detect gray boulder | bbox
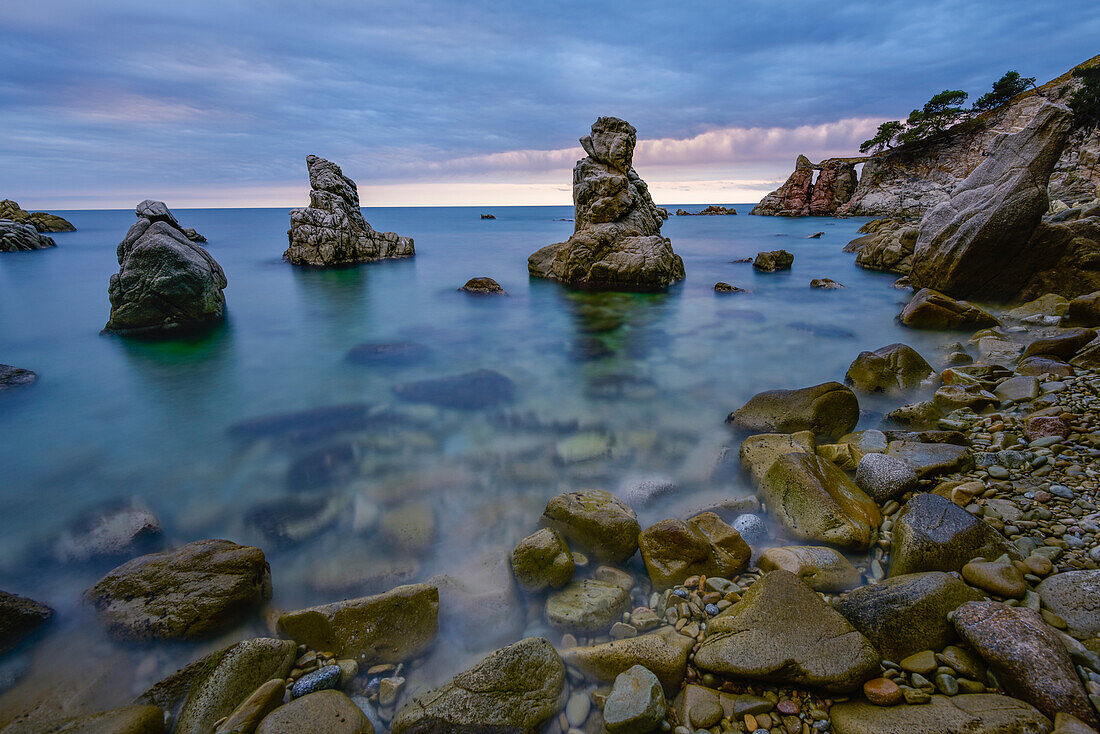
[855,452,918,502]
[0,219,56,251]
[1036,570,1100,638]
[391,637,565,734]
[285,155,413,267]
[105,201,227,335]
[844,218,918,274]
[899,288,1000,330]
[831,694,1052,734]
[0,364,37,391]
[845,343,933,393]
[909,102,1073,300]
[603,665,666,734]
[725,381,859,439]
[890,494,1020,576]
[528,117,684,291]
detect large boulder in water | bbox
[899,288,1000,330]
[528,117,684,291]
[725,382,859,439]
[0,219,56,251]
[909,102,1075,300]
[0,590,53,655]
[750,155,815,216]
[285,155,414,267]
[845,218,919,274]
[0,199,74,232]
[105,201,227,335]
[391,637,566,734]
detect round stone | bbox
[689,699,724,728]
[863,678,902,706]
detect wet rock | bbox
[105,201,227,335]
[834,572,983,661]
[0,591,53,655]
[846,218,919,274]
[954,601,1097,726]
[713,282,746,293]
[545,579,629,634]
[862,677,902,706]
[459,277,506,295]
[855,452,918,503]
[345,341,431,367]
[1062,290,1100,326]
[996,375,1041,402]
[53,500,162,563]
[0,199,74,233]
[429,552,524,651]
[1017,356,1074,377]
[961,559,1027,598]
[845,343,933,393]
[810,277,845,288]
[725,381,859,439]
[378,502,437,557]
[541,489,640,564]
[886,400,942,429]
[933,384,998,412]
[256,690,372,734]
[0,364,37,391]
[291,665,341,699]
[693,570,880,692]
[212,678,285,734]
[392,369,516,409]
[831,694,1052,734]
[759,452,881,549]
[245,494,345,547]
[752,249,794,271]
[0,219,56,251]
[739,430,816,485]
[560,627,694,697]
[47,705,166,734]
[638,512,750,590]
[285,155,413,267]
[171,638,297,734]
[890,494,1020,576]
[277,584,438,665]
[886,440,972,478]
[391,637,565,734]
[758,545,861,592]
[899,288,1000,330]
[603,665,666,734]
[86,539,271,641]
[528,117,683,291]
[511,528,575,593]
[1021,327,1097,360]
[750,155,815,216]
[1036,570,1100,638]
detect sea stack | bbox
[528,117,684,291]
[751,155,815,216]
[285,154,414,267]
[105,200,227,336]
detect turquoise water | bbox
[0,205,954,695]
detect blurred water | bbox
[0,205,956,698]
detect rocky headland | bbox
[285,155,414,267]
[0,199,75,233]
[104,200,228,336]
[750,156,860,217]
[528,117,685,291]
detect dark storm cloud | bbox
[1,0,1097,205]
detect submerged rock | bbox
[346,341,431,367]
[276,583,438,666]
[0,364,37,391]
[0,590,53,655]
[0,220,56,251]
[391,637,565,734]
[430,552,524,651]
[392,369,516,409]
[86,539,271,641]
[105,201,227,335]
[693,570,879,692]
[285,155,413,267]
[638,512,750,590]
[53,499,163,563]
[725,381,859,439]
[545,579,630,634]
[527,117,684,291]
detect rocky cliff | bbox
[751,156,859,216]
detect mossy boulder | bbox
[560,627,694,697]
[725,382,859,439]
[889,494,1020,576]
[638,513,750,590]
[510,528,574,593]
[541,489,640,564]
[845,343,933,393]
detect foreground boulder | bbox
[693,570,879,692]
[1036,570,1100,638]
[844,218,918,274]
[510,528,574,593]
[276,583,438,665]
[638,512,750,590]
[954,601,1097,727]
[391,637,565,734]
[759,453,881,549]
[890,494,1019,576]
[831,694,1051,734]
[255,690,371,734]
[528,117,684,291]
[750,155,815,216]
[899,288,1000,330]
[0,220,56,251]
[834,572,983,661]
[1062,290,1100,326]
[909,102,1074,300]
[739,431,816,485]
[0,199,75,232]
[541,489,640,564]
[603,665,667,734]
[86,539,270,641]
[0,590,53,654]
[560,627,694,696]
[285,155,413,267]
[105,201,227,335]
[845,343,933,393]
[757,546,861,592]
[725,382,859,439]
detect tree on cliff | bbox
[859,120,904,153]
[973,71,1036,113]
[1069,66,1100,130]
[898,90,970,144]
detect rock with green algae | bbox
[559,626,694,697]
[0,590,53,655]
[545,578,629,634]
[45,705,166,734]
[693,570,880,692]
[0,199,75,232]
[844,343,933,393]
[255,691,372,734]
[725,381,859,439]
[758,545,862,592]
[603,665,667,734]
[212,679,286,734]
[85,539,271,641]
[510,528,574,593]
[540,489,640,564]
[276,583,438,666]
[390,637,565,734]
[738,430,816,485]
[638,512,750,590]
[830,694,1051,734]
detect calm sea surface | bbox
[0,205,956,700]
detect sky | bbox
[2,0,1099,209]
